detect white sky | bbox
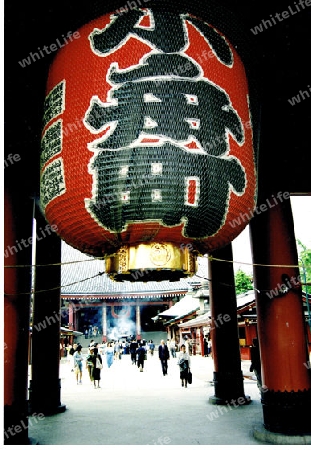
[231,195,311,274]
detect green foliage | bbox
[297,240,311,284]
[235,269,253,294]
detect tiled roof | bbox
[236,290,256,309]
[157,293,200,317]
[178,311,211,328]
[158,290,254,327]
[61,242,209,298]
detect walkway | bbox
[28,352,271,445]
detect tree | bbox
[297,240,311,285]
[235,269,253,294]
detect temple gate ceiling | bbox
[5,0,311,197]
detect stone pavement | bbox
[27,353,308,446]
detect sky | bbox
[231,195,311,274]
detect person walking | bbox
[136,342,146,372]
[207,338,212,357]
[148,340,155,356]
[92,347,103,388]
[84,328,88,340]
[129,339,138,365]
[63,337,69,357]
[86,346,95,384]
[177,344,191,388]
[73,344,84,385]
[158,339,170,376]
[69,343,77,371]
[106,342,114,368]
[114,341,121,360]
[169,339,177,358]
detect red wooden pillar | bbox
[200,327,204,356]
[136,303,141,341]
[250,192,311,434]
[30,208,66,415]
[102,303,107,343]
[208,243,250,405]
[68,302,74,330]
[74,303,79,331]
[4,189,33,444]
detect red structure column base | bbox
[261,388,311,435]
[4,405,29,445]
[28,379,66,416]
[209,371,251,405]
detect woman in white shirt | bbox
[177,344,191,388]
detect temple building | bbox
[60,242,209,342]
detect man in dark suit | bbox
[158,339,170,376]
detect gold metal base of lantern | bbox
[105,243,198,282]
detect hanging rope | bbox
[4,254,310,296]
[205,255,310,269]
[4,255,310,269]
[4,257,105,268]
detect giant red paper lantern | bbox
[40,7,259,281]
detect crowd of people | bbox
[64,337,194,388]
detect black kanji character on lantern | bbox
[90,9,232,65]
[85,54,243,157]
[91,9,187,55]
[86,143,245,238]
